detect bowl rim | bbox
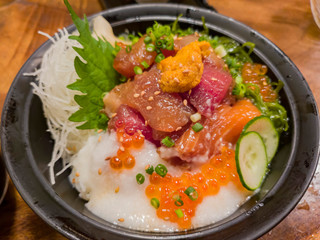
[1,3,319,240]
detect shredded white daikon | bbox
[29,28,93,184]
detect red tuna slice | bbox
[161,49,176,58]
[104,66,194,132]
[113,37,157,78]
[188,55,233,117]
[108,104,154,142]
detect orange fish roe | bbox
[145,147,245,229]
[242,63,277,102]
[109,127,145,170]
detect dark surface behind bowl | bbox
[0,153,9,205]
[1,3,319,240]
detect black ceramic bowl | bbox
[1,3,319,240]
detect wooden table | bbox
[0,0,319,239]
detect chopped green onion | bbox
[136,173,145,184]
[144,36,152,44]
[151,198,160,209]
[215,45,227,58]
[145,165,154,175]
[125,45,132,53]
[190,113,201,123]
[134,66,143,75]
[141,61,150,69]
[128,34,139,45]
[146,43,155,52]
[155,164,168,177]
[119,75,127,83]
[184,186,198,201]
[155,53,165,63]
[112,42,121,56]
[192,123,204,132]
[155,39,165,48]
[114,43,121,52]
[235,75,243,84]
[175,208,184,218]
[161,136,175,147]
[173,194,184,207]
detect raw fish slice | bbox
[187,54,233,117]
[161,35,199,58]
[104,67,194,132]
[108,104,154,142]
[161,100,261,163]
[113,37,157,78]
[174,34,199,50]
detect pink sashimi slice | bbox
[108,104,154,142]
[186,54,234,117]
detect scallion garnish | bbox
[155,164,168,177]
[173,194,184,207]
[136,173,145,184]
[128,34,139,45]
[155,53,165,63]
[161,136,175,147]
[151,198,160,209]
[184,186,198,201]
[114,43,121,52]
[119,75,127,83]
[141,61,150,69]
[125,45,132,53]
[175,209,184,218]
[192,123,204,132]
[134,66,143,75]
[145,165,154,175]
[144,36,152,44]
[146,43,155,52]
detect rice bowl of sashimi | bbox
[1,1,319,240]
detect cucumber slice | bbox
[235,131,268,191]
[243,116,279,163]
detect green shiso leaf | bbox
[64,0,119,130]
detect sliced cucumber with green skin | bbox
[243,116,279,163]
[235,131,268,191]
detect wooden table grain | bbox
[0,0,319,239]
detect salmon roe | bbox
[242,63,277,102]
[145,147,245,229]
[108,126,145,170]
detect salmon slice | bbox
[171,99,261,162]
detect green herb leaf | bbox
[64,0,119,130]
